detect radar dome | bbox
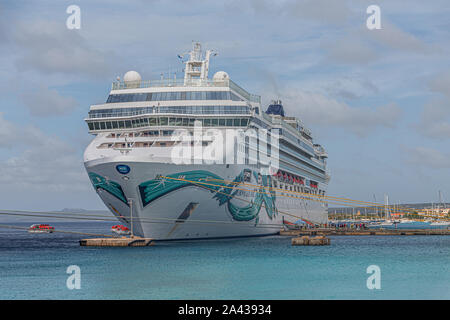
[123,71,142,88]
[213,71,229,81]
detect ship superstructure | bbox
[84,43,330,240]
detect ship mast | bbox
[182,42,217,84]
[384,194,390,220]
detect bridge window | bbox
[106,91,241,103]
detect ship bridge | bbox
[86,43,261,134]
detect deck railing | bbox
[111,79,261,103]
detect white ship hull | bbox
[83,44,330,240]
[85,160,327,240]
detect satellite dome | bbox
[123,71,142,88]
[213,71,229,81]
[124,71,141,82]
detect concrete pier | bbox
[292,235,330,246]
[80,236,154,247]
[280,228,450,236]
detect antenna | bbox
[182,42,217,84]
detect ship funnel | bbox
[266,100,285,117]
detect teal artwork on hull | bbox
[138,170,278,224]
[88,172,128,205]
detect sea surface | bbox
[0,221,449,300]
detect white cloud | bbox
[415,97,450,139]
[235,0,353,26]
[11,20,110,77]
[325,19,432,67]
[429,71,450,98]
[20,85,78,117]
[0,113,50,148]
[278,88,402,136]
[403,146,450,169]
[0,115,89,191]
[323,76,379,100]
[363,21,430,54]
[286,0,352,25]
[325,37,378,65]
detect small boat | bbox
[428,221,450,228]
[28,224,55,233]
[111,225,131,235]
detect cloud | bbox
[325,19,431,66]
[415,97,450,139]
[0,113,49,148]
[364,21,430,54]
[279,89,402,136]
[403,146,450,169]
[20,86,78,117]
[286,0,352,25]
[227,0,352,25]
[0,114,20,148]
[0,115,89,191]
[10,20,110,77]
[324,76,379,100]
[429,70,450,98]
[325,37,378,65]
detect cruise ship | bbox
[84,43,330,240]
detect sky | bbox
[0,0,449,211]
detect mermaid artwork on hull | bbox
[138,169,278,225]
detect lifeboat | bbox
[111,225,131,235]
[28,224,55,233]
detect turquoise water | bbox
[0,222,449,299]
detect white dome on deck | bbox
[213,71,229,81]
[123,71,142,88]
